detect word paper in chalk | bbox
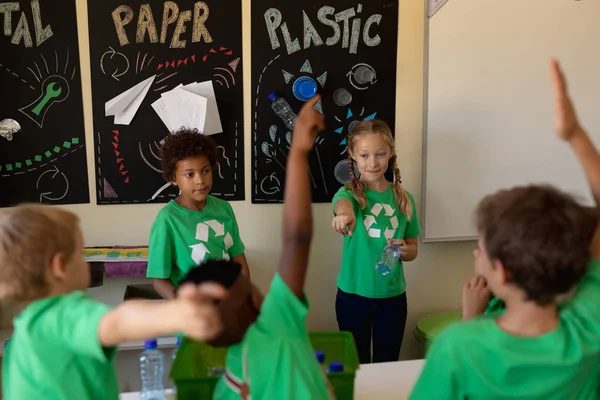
[152,81,223,135]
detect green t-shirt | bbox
[410,259,600,400]
[2,292,118,400]
[147,196,245,286]
[332,185,421,298]
[213,274,332,400]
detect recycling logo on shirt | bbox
[189,220,234,264]
[364,203,399,239]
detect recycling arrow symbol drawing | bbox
[100,46,130,81]
[36,165,69,202]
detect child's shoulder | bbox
[207,195,236,215]
[432,317,496,351]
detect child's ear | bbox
[494,260,511,284]
[49,252,69,281]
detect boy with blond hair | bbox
[410,60,600,399]
[0,205,226,400]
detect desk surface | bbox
[119,359,425,400]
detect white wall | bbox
[1,0,476,362]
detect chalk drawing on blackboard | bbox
[150,182,173,201]
[0,62,36,90]
[0,139,83,178]
[138,141,162,175]
[40,54,50,74]
[19,75,70,128]
[333,108,378,153]
[260,173,281,195]
[300,59,313,74]
[100,47,129,81]
[36,165,69,202]
[282,70,294,84]
[103,178,118,199]
[346,63,377,90]
[316,71,328,88]
[315,147,328,194]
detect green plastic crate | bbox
[170,331,360,400]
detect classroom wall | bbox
[1,0,477,360]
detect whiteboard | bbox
[422,0,600,242]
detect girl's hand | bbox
[332,211,356,236]
[388,239,408,258]
[461,276,491,321]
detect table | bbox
[119,359,425,400]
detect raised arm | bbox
[278,95,325,297]
[551,59,600,207]
[98,283,226,347]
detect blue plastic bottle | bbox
[314,350,326,371]
[328,361,344,373]
[140,339,166,400]
[375,244,401,276]
[268,93,297,130]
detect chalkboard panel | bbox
[88,0,244,204]
[251,0,398,203]
[0,0,89,207]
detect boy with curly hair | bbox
[0,205,227,400]
[147,129,249,299]
[410,60,600,399]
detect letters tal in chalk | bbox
[0,0,53,47]
[264,4,382,55]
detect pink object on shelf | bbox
[103,245,148,278]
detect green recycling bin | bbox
[414,310,462,356]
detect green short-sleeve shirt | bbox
[332,185,421,298]
[213,274,332,400]
[2,291,118,400]
[410,259,600,400]
[147,196,245,286]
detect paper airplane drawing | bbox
[105,75,156,125]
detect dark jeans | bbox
[335,288,408,364]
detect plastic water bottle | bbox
[170,337,182,394]
[314,350,326,372]
[328,361,344,373]
[375,244,401,276]
[268,93,297,130]
[140,339,166,400]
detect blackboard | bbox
[0,0,89,207]
[251,0,398,203]
[88,0,244,204]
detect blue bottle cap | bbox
[329,361,344,373]
[268,92,277,101]
[144,339,158,350]
[314,350,325,364]
[292,76,317,101]
[176,336,182,347]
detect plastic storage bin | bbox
[413,310,462,356]
[171,331,359,400]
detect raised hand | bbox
[291,95,325,153]
[550,59,583,142]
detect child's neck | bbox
[176,195,207,211]
[496,299,559,337]
[361,177,389,192]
